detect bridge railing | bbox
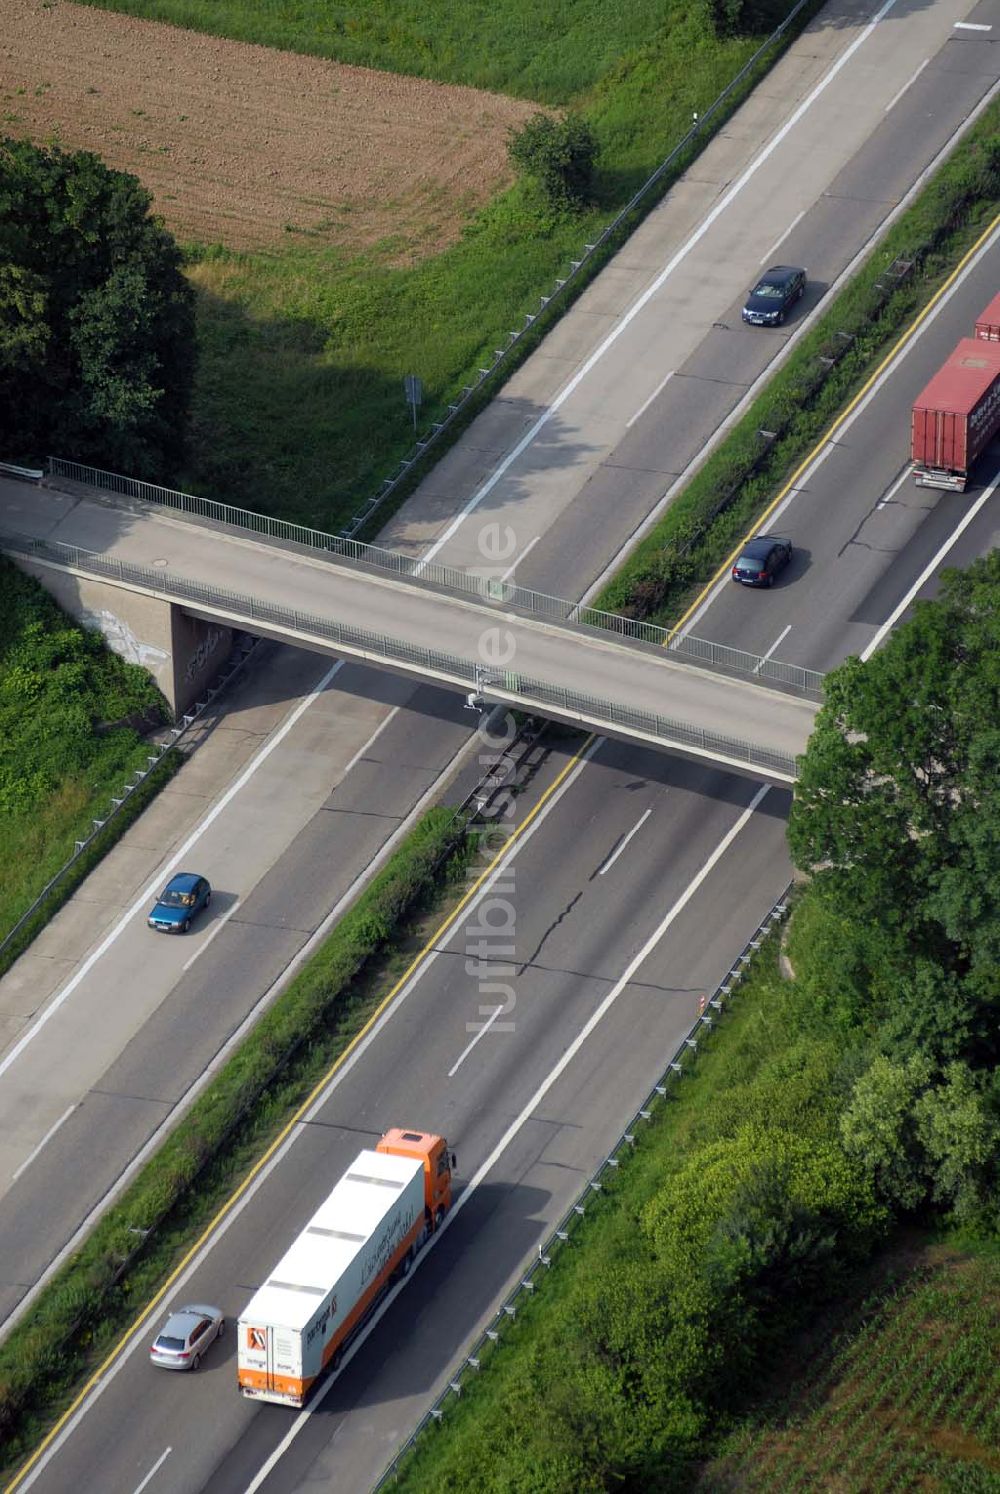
[46,458,824,699]
[1,529,799,781]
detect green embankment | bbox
[79,0,809,530]
[0,559,170,969]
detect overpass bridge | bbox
[0,475,822,783]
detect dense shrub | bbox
[508,112,598,210]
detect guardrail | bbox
[1,530,801,780]
[43,4,814,546]
[0,461,43,482]
[0,634,261,970]
[372,884,794,1490]
[44,458,824,698]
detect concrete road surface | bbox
[0,485,821,774]
[2,0,998,1487]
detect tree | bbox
[840,1054,931,1212]
[915,1062,999,1225]
[508,113,598,211]
[0,138,195,474]
[788,554,1000,1043]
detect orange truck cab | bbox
[377,1127,454,1231]
[237,1126,455,1406]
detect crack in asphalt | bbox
[516,890,582,977]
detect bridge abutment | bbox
[15,558,232,718]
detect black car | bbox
[732,535,792,588]
[742,265,806,326]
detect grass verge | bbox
[594,103,1000,627]
[76,0,818,530]
[0,803,475,1478]
[0,558,171,967]
[387,908,890,1492]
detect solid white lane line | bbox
[884,58,929,113]
[673,216,1000,641]
[954,21,991,29]
[181,900,240,973]
[448,1005,506,1078]
[0,659,348,1084]
[582,81,1000,615]
[753,625,792,674]
[11,1106,75,1182]
[877,465,914,510]
[598,808,652,875]
[860,467,1000,661]
[415,0,900,570]
[500,535,540,582]
[0,663,400,1087]
[626,370,674,429]
[15,741,604,1494]
[760,211,805,266]
[241,782,770,1494]
[132,1448,171,1494]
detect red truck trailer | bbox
[974,292,1000,342]
[910,336,1000,490]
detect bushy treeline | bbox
[790,553,1000,1229]
[398,554,1000,1493]
[0,138,194,474]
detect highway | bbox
[0,490,820,778]
[3,0,998,1487]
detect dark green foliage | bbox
[508,113,598,210]
[705,0,793,39]
[0,562,161,818]
[0,138,195,473]
[789,554,1000,1048]
[392,569,1000,1488]
[0,558,167,954]
[790,555,1000,1230]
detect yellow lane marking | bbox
[5,733,594,1492]
[667,209,1000,641]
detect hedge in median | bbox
[0,803,470,1454]
[596,104,1000,628]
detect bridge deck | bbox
[0,482,818,781]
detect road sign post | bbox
[404,374,423,432]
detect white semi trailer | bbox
[237,1128,453,1405]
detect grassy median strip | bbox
[596,101,1000,627]
[0,804,475,1477]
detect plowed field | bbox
[0,0,537,255]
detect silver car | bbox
[149,1304,225,1371]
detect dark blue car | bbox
[742,265,806,326]
[148,872,212,933]
[732,535,792,588]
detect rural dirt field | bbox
[0,0,538,255]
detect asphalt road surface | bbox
[15,139,1000,1494]
[0,485,821,776]
[3,0,999,1489]
[4,0,988,1333]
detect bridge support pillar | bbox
[14,559,232,719]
